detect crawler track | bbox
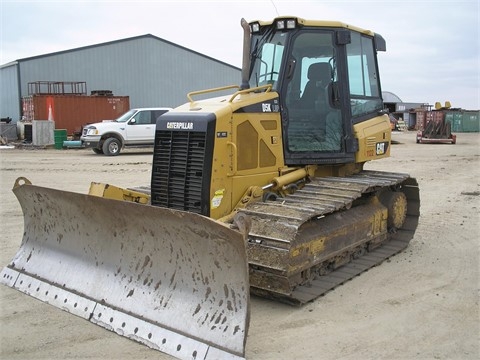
[240,170,420,305]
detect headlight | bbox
[250,22,260,33]
[286,19,296,29]
[276,18,297,30]
[86,127,98,135]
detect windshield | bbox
[248,30,287,90]
[115,109,136,123]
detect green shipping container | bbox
[445,111,480,132]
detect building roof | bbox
[382,91,403,103]
[6,34,240,71]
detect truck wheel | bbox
[102,137,121,156]
[92,148,104,154]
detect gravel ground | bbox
[0,131,478,360]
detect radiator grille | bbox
[151,130,206,214]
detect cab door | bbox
[281,30,347,164]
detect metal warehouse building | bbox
[0,34,241,123]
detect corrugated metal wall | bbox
[0,62,20,120]
[1,34,241,121]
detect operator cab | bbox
[247,17,386,165]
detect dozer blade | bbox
[0,179,250,360]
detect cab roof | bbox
[250,16,376,36]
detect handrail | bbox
[228,84,272,103]
[186,84,274,104]
[187,85,240,103]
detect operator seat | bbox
[300,62,332,110]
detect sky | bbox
[1,0,479,110]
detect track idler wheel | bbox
[380,190,408,230]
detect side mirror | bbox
[129,118,136,125]
[374,33,386,52]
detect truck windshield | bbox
[115,109,136,123]
[248,30,287,90]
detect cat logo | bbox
[166,122,194,130]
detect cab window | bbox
[347,32,383,118]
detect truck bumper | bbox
[81,137,101,149]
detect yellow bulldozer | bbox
[1,17,420,360]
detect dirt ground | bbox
[0,131,478,360]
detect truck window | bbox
[152,110,169,124]
[133,111,151,125]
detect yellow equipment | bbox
[1,17,420,360]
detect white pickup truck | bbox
[81,107,171,155]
